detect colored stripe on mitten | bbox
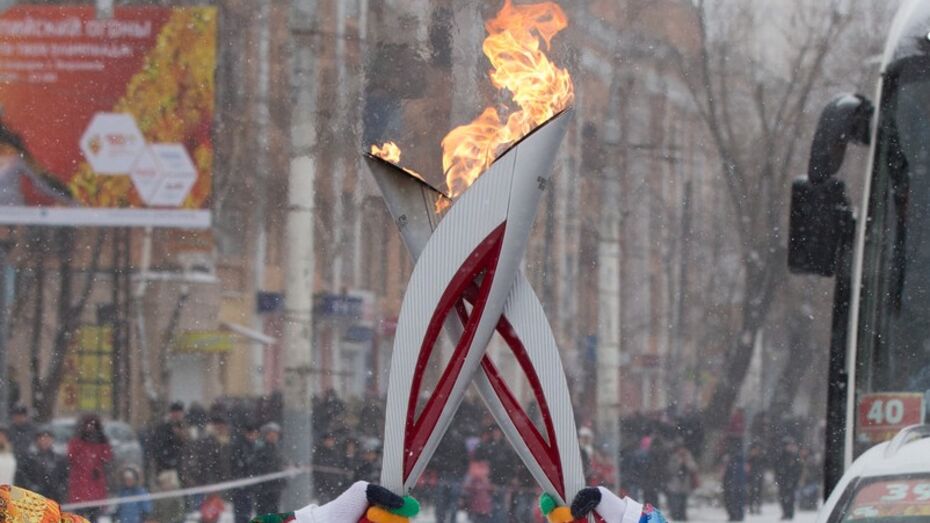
[366,507,407,523]
[540,493,559,516]
[388,496,420,518]
[547,506,574,523]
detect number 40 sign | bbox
[857,393,926,443]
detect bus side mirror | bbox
[789,94,871,277]
[809,94,874,183]
[789,177,852,277]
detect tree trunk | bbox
[769,314,815,419]
[701,266,771,431]
[35,229,104,421]
[35,229,75,420]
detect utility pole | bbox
[252,0,272,395]
[596,89,623,479]
[282,0,318,508]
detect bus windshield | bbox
[837,475,930,522]
[857,59,930,451]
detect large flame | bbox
[443,0,573,201]
[371,0,573,211]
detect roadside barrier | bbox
[61,466,314,510]
[60,462,547,511]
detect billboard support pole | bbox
[596,75,624,485]
[0,240,12,424]
[282,0,318,508]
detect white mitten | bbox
[292,481,415,523]
[568,486,654,523]
[294,481,371,523]
[594,486,641,523]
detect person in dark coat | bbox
[186,403,209,437]
[619,440,646,501]
[312,432,345,502]
[722,439,746,522]
[314,390,346,439]
[342,438,362,481]
[199,415,235,486]
[473,425,517,523]
[255,423,286,515]
[430,426,470,523]
[746,443,766,515]
[67,414,113,522]
[641,435,667,507]
[353,438,381,484]
[15,428,68,500]
[151,403,187,474]
[231,423,262,523]
[510,449,538,523]
[8,405,36,461]
[798,448,821,511]
[774,438,802,520]
[173,421,204,512]
[666,440,698,521]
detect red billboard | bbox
[0,6,216,227]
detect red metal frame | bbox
[484,316,565,497]
[403,224,506,480]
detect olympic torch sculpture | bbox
[360,0,593,520]
[364,110,601,522]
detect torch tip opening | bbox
[364,152,451,200]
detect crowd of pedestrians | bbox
[616,408,824,522]
[143,402,287,523]
[3,408,117,522]
[617,409,705,517]
[717,434,821,521]
[311,391,527,522]
[0,402,287,523]
[1,393,830,523]
[721,412,823,522]
[310,391,617,523]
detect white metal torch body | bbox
[374,111,584,504]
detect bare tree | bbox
[30,228,105,420]
[0,119,108,420]
[767,0,899,419]
[673,0,853,430]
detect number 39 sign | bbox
[847,479,930,520]
[857,393,926,444]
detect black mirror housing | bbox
[788,177,853,277]
[808,94,874,184]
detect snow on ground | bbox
[685,503,819,523]
[412,502,820,523]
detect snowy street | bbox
[406,503,820,523]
